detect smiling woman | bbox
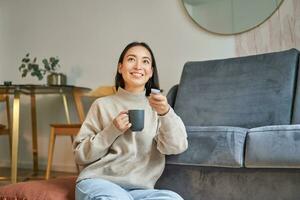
[72,42,188,200]
[182,0,284,35]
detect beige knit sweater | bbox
[73,88,188,189]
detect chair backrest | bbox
[0,95,11,131]
[172,49,300,128]
[73,86,116,123]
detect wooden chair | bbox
[45,86,116,180]
[0,95,11,180]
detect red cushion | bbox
[0,176,76,200]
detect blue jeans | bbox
[75,178,184,200]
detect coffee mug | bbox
[128,109,144,132]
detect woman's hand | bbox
[148,93,170,116]
[113,111,131,132]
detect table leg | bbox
[30,94,38,175]
[11,92,20,183]
[62,94,71,124]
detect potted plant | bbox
[19,53,67,85]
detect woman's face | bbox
[118,45,153,92]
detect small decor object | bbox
[3,81,12,86]
[47,72,67,85]
[19,53,67,85]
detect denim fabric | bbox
[75,178,183,200]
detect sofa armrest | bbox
[166,126,248,168]
[167,84,178,108]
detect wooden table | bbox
[0,84,90,183]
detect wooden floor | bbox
[0,167,77,186]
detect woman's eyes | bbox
[143,60,150,64]
[127,57,150,64]
[128,57,135,62]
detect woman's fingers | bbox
[113,110,131,132]
[148,94,170,115]
[149,93,165,101]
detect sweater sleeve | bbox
[155,107,188,155]
[73,100,123,165]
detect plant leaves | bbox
[28,63,33,70]
[30,70,44,80]
[19,64,26,71]
[32,63,39,71]
[22,58,28,63]
[19,53,61,80]
[49,57,55,63]
[21,69,28,77]
[42,59,50,71]
[50,58,59,71]
[37,71,43,80]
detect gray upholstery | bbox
[174,49,299,128]
[245,125,300,168]
[166,84,178,108]
[157,49,300,200]
[167,126,247,167]
[291,50,300,124]
[157,165,300,200]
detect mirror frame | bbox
[181,0,285,35]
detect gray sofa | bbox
[156,48,300,200]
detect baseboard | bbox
[0,160,77,173]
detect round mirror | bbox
[182,0,284,35]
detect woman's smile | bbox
[130,71,144,78]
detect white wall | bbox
[0,0,235,172]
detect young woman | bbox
[73,42,188,200]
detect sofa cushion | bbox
[174,49,299,128]
[0,176,76,200]
[166,126,248,167]
[245,125,300,168]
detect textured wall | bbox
[235,0,300,56]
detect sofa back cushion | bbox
[291,50,300,124]
[174,49,299,128]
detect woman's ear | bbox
[150,67,153,78]
[118,63,122,74]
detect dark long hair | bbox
[115,42,160,96]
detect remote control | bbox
[151,88,161,94]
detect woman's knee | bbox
[75,178,133,200]
[130,189,183,200]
